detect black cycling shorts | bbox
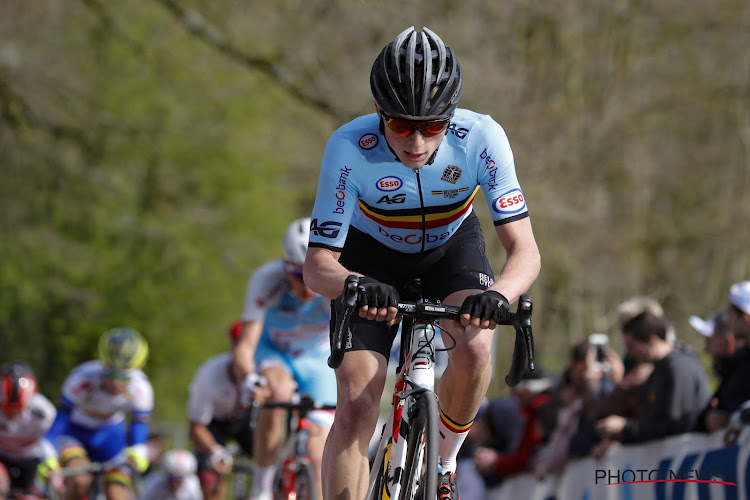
[332,211,495,362]
[195,411,254,471]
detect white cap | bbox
[689,314,715,338]
[729,280,750,315]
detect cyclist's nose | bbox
[407,129,427,144]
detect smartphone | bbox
[588,333,609,362]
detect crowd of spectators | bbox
[456,279,750,498]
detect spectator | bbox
[694,280,750,432]
[473,369,554,484]
[570,298,661,458]
[531,369,585,478]
[595,312,711,444]
[456,396,524,498]
[690,311,732,374]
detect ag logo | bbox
[441,165,462,184]
[359,133,378,150]
[310,219,342,239]
[377,194,406,204]
[492,189,526,215]
[376,176,403,192]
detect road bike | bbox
[261,394,336,500]
[329,275,535,500]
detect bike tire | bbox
[399,392,439,500]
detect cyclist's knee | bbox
[450,335,493,370]
[334,391,380,436]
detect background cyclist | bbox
[46,327,154,500]
[303,26,541,500]
[138,448,202,500]
[236,217,336,500]
[0,361,59,498]
[187,320,263,500]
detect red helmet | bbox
[228,320,244,345]
[1,362,38,416]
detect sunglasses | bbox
[381,113,451,138]
[103,369,131,381]
[284,263,304,281]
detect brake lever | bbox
[328,275,360,368]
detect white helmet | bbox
[282,217,311,266]
[163,449,197,477]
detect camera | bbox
[588,333,609,362]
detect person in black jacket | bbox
[694,281,750,432]
[595,312,711,444]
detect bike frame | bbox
[366,318,440,499]
[329,275,535,500]
[263,395,335,500]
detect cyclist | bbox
[236,217,336,500]
[46,327,154,500]
[187,322,262,500]
[139,448,202,500]
[303,26,541,500]
[0,361,60,498]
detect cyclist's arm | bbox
[189,421,220,455]
[487,217,541,304]
[233,320,263,376]
[303,247,348,300]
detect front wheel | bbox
[273,459,316,500]
[399,392,439,500]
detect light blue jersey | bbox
[309,109,528,254]
[240,260,335,406]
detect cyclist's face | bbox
[102,369,131,394]
[379,110,448,169]
[285,263,316,302]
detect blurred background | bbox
[1,0,748,435]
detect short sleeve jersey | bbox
[308,109,528,254]
[240,260,331,356]
[0,393,57,458]
[60,361,153,428]
[187,353,244,424]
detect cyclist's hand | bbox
[240,373,267,407]
[209,444,233,475]
[126,446,150,474]
[356,276,400,324]
[458,290,510,329]
[34,457,64,494]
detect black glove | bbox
[459,290,510,324]
[356,276,400,309]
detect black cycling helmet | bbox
[370,26,463,118]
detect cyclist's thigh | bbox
[334,350,387,410]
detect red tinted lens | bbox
[383,116,450,138]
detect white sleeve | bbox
[187,361,216,425]
[240,261,287,323]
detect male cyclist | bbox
[46,327,154,500]
[303,27,541,500]
[0,361,59,498]
[139,448,202,500]
[235,217,336,500]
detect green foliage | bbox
[1,0,748,422]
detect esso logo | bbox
[492,189,526,214]
[359,133,378,150]
[376,176,403,192]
